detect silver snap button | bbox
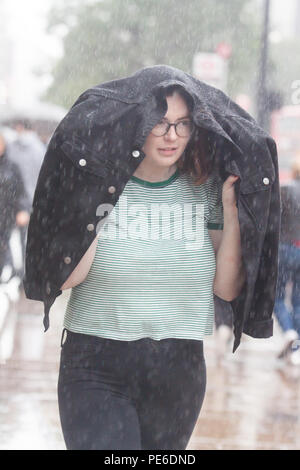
[64,256,71,264]
[108,186,116,194]
[87,223,94,231]
[79,159,87,166]
[132,150,140,158]
[263,177,270,185]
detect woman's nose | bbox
[164,125,177,141]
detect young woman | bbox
[57,85,246,450]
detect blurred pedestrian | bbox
[6,119,45,279]
[274,156,300,365]
[0,132,30,304]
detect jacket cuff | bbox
[23,279,44,301]
[243,318,273,338]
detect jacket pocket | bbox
[239,171,275,232]
[60,138,110,179]
[61,331,107,363]
[239,171,275,195]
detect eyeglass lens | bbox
[152,120,194,137]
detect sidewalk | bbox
[1,288,300,450]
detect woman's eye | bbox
[154,122,167,129]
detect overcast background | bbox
[0,0,299,107]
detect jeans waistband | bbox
[60,328,204,355]
[60,328,115,347]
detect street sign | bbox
[216,42,232,60]
[192,52,228,92]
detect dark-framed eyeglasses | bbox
[151,119,195,137]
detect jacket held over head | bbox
[23,65,281,353]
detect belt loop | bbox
[60,328,67,347]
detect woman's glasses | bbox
[151,119,194,137]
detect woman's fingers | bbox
[222,175,239,208]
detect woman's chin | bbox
[154,153,181,166]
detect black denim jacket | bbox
[23,65,281,353]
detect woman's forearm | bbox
[213,206,246,301]
[60,236,98,290]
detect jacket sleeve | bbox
[206,175,224,230]
[23,135,62,301]
[242,137,281,338]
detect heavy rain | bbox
[0,0,300,452]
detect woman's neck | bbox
[132,163,178,182]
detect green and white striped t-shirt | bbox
[63,168,224,341]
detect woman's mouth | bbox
[158,147,178,156]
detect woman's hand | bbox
[16,210,30,226]
[222,175,239,211]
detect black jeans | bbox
[57,329,206,450]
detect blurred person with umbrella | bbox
[0,131,30,313]
[5,118,46,280]
[0,101,67,145]
[0,101,66,281]
[274,156,300,365]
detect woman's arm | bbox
[209,175,246,302]
[60,236,99,290]
[209,206,246,301]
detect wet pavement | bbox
[0,287,300,450]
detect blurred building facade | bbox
[0,0,62,109]
[270,0,299,38]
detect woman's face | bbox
[142,92,192,168]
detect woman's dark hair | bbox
[160,85,215,185]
